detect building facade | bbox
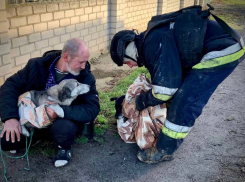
[0,0,211,86]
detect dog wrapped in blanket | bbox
[111,74,167,149]
[18,79,90,137]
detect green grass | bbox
[93,136,105,144]
[210,0,245,27]
[98,66,149,120]
[217,0,245,5]
[209,14,231,24]
[97,114,108,124]
[95,124,108,135]
[93,66,149,144]
[75,136,88,144]
[29,141,56,157]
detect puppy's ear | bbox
[115,95,125,105]
[58,87,71,102]
[114,95,125,119]
[110,97,118,101]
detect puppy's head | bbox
[110,95,125,119]
[48,79,90,105]
[59,79,90,97]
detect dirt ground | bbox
[90,54,135,91]
[0,0,245,181]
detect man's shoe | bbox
[137,147,173,164]
[54,147,71,167]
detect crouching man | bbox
[110,8,245,163]
[0,38,100,167]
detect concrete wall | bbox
[0,0,210,86]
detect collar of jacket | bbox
[37,50,92,78]
[135,34,146,67]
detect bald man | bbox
[0,38,100,167]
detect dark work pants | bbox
[156,63,239,154]
[0,118,85,151]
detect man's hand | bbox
[0,119,21,143]
[46,107,58,120]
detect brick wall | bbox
[6,0,109,77]
[0,0,12,86]
[183,0,195,7]
[165,0,180,13]
[0,0,210,86]
[199,0,212,7]
[124,0,158,33]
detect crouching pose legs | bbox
[0,38,99,167]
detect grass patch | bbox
[41,147,56,157]
[93,136,105,145]
[210,0,245,27]
[97,114,108,124]
[75,136,88,144]
[216,0,245,5]
[94,124,108,135]
[98,67,149,120]
[29,141,56,157]
[94,67,149,141]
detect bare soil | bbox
[90,53,135,91]
[0,0,245,181]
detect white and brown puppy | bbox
[20,79,90,136]
[31,79,90,106]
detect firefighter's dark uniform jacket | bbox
[134,20,245,153]
[0,51,100,124]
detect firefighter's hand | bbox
[0,119,21,143]
[46,107,57,120]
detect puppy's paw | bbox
[49,104,64,118]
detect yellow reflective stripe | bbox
[162,126,188,139]
[152,89,172,101]
[152,85,178,95]
[165,119,192,133]
[193,46,245,69]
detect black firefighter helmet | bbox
[110,30,136,66]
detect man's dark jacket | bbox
[0,50,100,124]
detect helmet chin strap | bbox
[124,54,137,62]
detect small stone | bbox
[241,167,245,173]
[226,117,235,121]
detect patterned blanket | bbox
[18,92,53,136]
[117,74,167,149]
